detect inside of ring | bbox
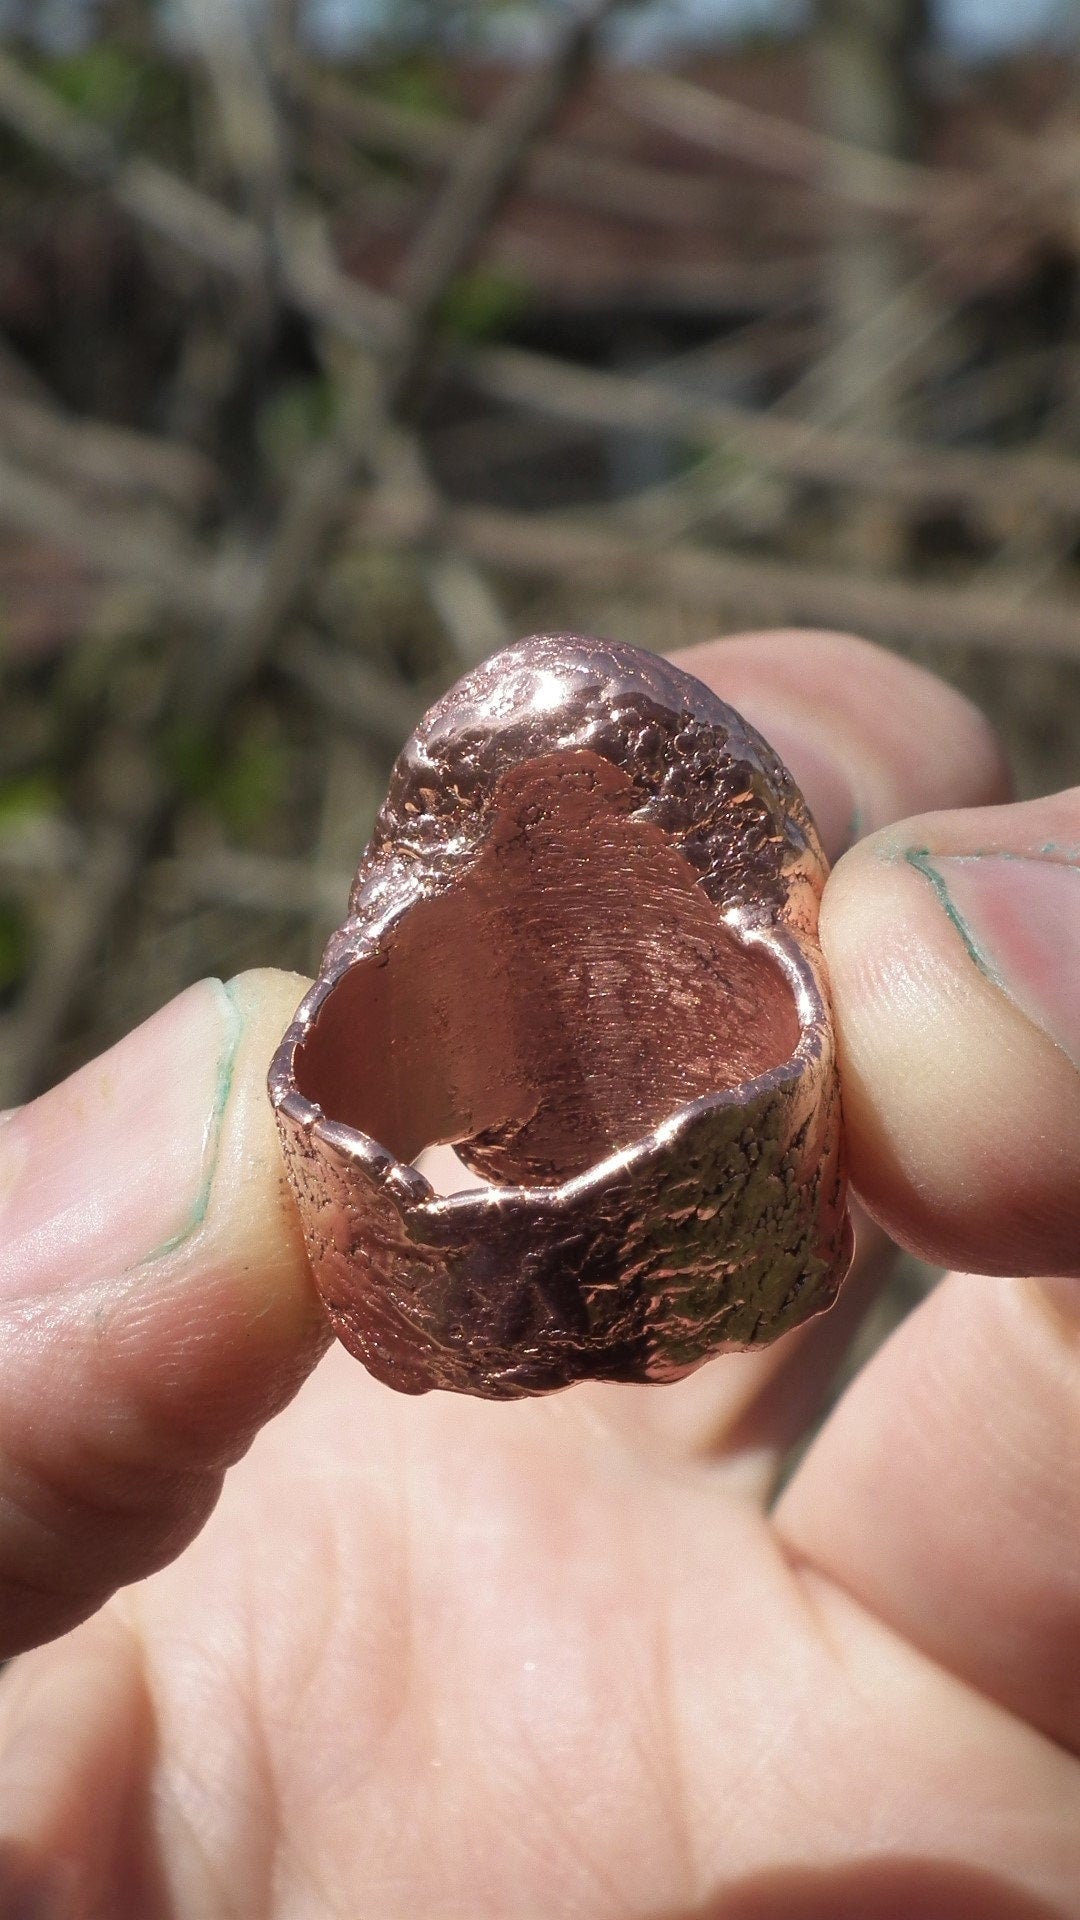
[292,747,802,1188]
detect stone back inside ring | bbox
[268,634,853,1399]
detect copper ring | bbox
[269,634,852,1399]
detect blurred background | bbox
[0,0,1077,1182]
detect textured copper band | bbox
[269,635,852,1399]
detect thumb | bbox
[0,969,326,1655]
[822,787,1080,1275]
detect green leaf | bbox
[213,725,289,838]
[439,268,529,342]
[257,379,339,476]
[40,46,143,126]
[369,54,455,117]
[162,717,288,839]
[0,774,61,828]
[160,719,218,804]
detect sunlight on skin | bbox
[45,1346,1080,1913]
[0,634,1076,1917]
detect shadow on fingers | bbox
[655,1857,1067,1920]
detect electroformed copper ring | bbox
[269,634,853,1400]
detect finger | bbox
[670,629,1009,861]
[586,631,1007,1477]
[0,968,327,1656]
[775,1267,1080,1754]
[821,787,1080,1274]
[0,1610,150,1910]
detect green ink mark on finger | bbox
[902,848,1004,988]
[143,979,244,1262]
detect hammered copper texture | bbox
[269,635,852,1398]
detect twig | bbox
[0,47,398,349]
[0,390,219,513]
[199,0,624,706]
[387,0,624,395]
[623,68,975,218]
[467,343,1080,524]
[152,846,351,919]
[5,0,617,713]
[287,56,986,232]
[192,0,621,706]
[0,826,138,1108]
[365,423,510,670]
[423,551,509,667]
[305,737,383,965]
[276,637,426,751]
[0,452,229,620]
[364,496,1080,660]
[480,230,816,318]
[287,58,749,233]
[0,46,812,397]
[601,176,1052,550]
[181,0,285,223]
[9,420,1079,668]
[0,815,84,882]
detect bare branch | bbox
[622,68,970,218]
[287,58,750,234]
[0,815,84,883]
[0,390,219,513]
[181,0,285,217]
[0,826,137,1108]
[305,738,383,963]
[0,47,398,348]
[199,0,625,712]
[153,847,351,919]
[0,48,114,175]
[389,0,625,390]
[467,343,1080,524]
[367,498,1080,660]
[276,637,427,751]
[0,452,228,619]
[423,551,509,666]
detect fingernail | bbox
[0,980,242,1303]
[908,850,1080,1070]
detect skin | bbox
[0,631,1076,1919]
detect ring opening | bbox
[293,749,801,1187]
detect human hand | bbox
[0,632,1076,1918]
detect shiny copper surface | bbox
[268,635,852,1398]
